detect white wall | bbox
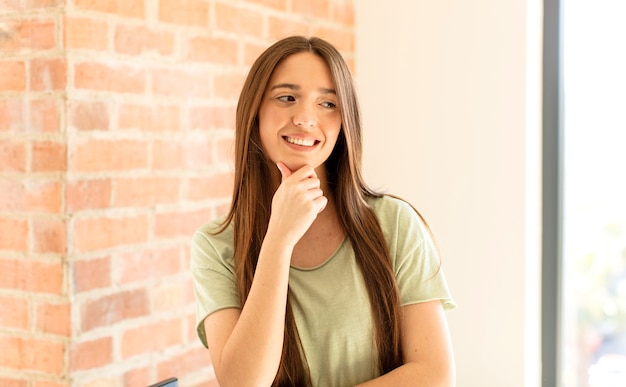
[355,1,542,386]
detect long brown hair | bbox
[220,36,403,386]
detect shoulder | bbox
[367,195,432,245]
[194,215,231,238]
[191,216,235,271]
[368,194,414,214]
[192,215,233,248]
[367,195,423,227]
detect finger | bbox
[315,195,328,213]
[300,176,321,190]
[289,165,318,182]
[305,188,324,200]
[276,162,293,181]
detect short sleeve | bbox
[374,197,456,311]
[190,222,241,348]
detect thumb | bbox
[276,162,293,181]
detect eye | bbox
[277,95,295,102]
[320,101,337,109]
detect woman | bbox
[191,36,456,387]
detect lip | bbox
[282,135,321,151]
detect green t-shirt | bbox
[191,195,455,386]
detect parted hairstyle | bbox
[219,36,404,386]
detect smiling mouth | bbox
[284,136,319,147]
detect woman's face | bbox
[258,52,342,173]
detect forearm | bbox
[217,235,293,387]
[355,362,455,387]
[213,164,327,386]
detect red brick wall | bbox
[0,1,354,386]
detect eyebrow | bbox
[270,83,336,94]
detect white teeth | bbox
[285,136,316,147]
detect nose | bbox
[292,104,316,128]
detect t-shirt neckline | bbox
[290,236,347,272]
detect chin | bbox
[283,161,306,172]
[271,152,330,173]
